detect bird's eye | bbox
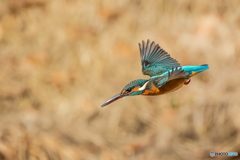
[125,88,132,93]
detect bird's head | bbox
[101,79,149,107]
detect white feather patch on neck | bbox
[139,81,149,91]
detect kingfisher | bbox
[101,40,209,107]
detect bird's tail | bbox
[195,64,209,72]
[182,64,209,76]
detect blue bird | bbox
[101,40,209,107]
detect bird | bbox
[101,39,209,107]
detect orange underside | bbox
[143,85,160,95]
[143,78,188,96]
[142,71,201,95]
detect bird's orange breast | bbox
[143,85,160,95]
[142,78,187,96]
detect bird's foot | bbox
[184,79,191,85]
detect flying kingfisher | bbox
[101,40,209,107]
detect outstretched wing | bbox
[139,39,181,77]
[149,67,189,88]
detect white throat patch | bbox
[139,81,149,91]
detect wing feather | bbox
[149,67,189,88]
[167,67,189,81]
[139,39,181,77]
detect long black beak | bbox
[101,93,126,107]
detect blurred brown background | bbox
[0,0,240,160]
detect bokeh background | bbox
[0,0,240,160]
